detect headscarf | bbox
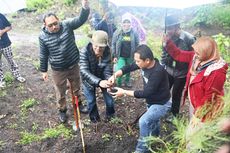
[190,37,220,76]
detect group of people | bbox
[1,0,228,152]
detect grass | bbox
[0,90,7,97]
[20,98,37,117]
[4,72,14,85]
[32,60,40,71]
[109,117,123,124]
[145,91,230,153]
[0,140,6,150]
[18,124,73,145]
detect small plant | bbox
[20,98,37,116]
[18,124,73,145]
[42,124,72,139]
[4,71,14,84]
[0,140,6,150]
[109,117,123,124]
[0,90,7,97]
[8,123,18,129]
[32,122,39,132]
[102,133,111,142]
[115,134,122,141]
[17,84,25,94]
[32,60,40,71]
[18,131,40,145]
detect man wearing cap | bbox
[112,15,139,88]
[161,14,195,119]
[39,0,89,123]
[79,30,115,123]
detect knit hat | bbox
[165,14,180,27]
[91,30,108,47]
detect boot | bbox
[79,103,88,114]
[59,109,67,123]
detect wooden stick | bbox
[75,96,86,153]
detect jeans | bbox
[83,84,115,121]
[135,100,171,153]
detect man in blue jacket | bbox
[39,0,89,123]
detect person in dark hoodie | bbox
[39,0,89,123]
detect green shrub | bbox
[146,32,162,59]
[213,33,230,63]
[190,4,230,28]
[63,0,77,6]
[26,0,54,12]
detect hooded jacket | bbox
[39,8,89,72]
[111,28,139,59]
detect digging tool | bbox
[69,81,79,130]
[75,96,86,153]
[126,110,146,132]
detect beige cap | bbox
[91,30,108,47]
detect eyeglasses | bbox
[47,22,59,28]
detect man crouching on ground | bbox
[109,44,171,153]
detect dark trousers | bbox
[168,74,186,116]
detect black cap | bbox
[165,14,180,27]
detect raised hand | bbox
[82,0,89,9]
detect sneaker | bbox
[79,104,88,114]
[59,110,67,123]
[0,81,6,88]
[16,77,26,83]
